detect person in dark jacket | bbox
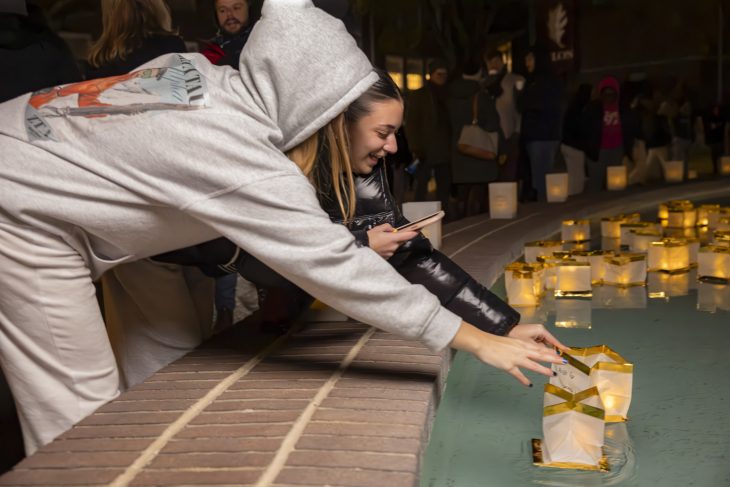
[157,70,548,341]
[448,58,502,217]
[85,0,186,80]
[518,45,563,201]
[200,0,260,68]
[582,76,636,192]
[0,1,81,103]
[405,59,453,218]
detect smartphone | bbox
[395,211,445,232]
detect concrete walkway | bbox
[1,179,728,487]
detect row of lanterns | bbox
[488,157,730,220]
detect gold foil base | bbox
[554,290,593,299]
[531,438,610,472]
[647,267,692,275]
[605,414,628,423]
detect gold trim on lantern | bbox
[531,439,610,472]
[605,253,646,265]
[559,346,634,375]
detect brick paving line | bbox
[106,331,294,487]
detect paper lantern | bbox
[524,240,563,263]
[488,182,517,219]
[572,250,614,285]
[662,225,698,240]
[714,230,730,248]
[601,213,640,238]
[687,169,698,180]
[601,237,622,252]
[697,281,730,313]
[603,253,646,286]
[545,173,569,202]
[561,220,590,242]
[666,207,697,228]
[648,271,690,299]
[707,207,730,229]
[619,222,661,245]
[719,156,730,176]
[698,226,712,245]
[504,263,544,306]
[402,201,442,249]
[663,160,684,182]
[534,385,607,471]
[536,255,575,291]
[606,166,627,191]
[697,245,730,281]
[697,204,720,226]
[553,346,634,423]
[647,238,691,273]
[592,285,647,309]
[658,200,692,220]
[627,229,662,253]
[554,262,592,298]
[554,298,592,329]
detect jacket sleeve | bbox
[393,248,520,336]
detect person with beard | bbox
[405,59,453,219]
[200,0,259,68]
[0,1,81,103]
[484,49,525,182]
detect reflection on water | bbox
[591,285,647,309]
[531,423,637,487]
[554,298,592,329]
[697,280,730,312]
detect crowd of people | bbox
[0,0,728,464]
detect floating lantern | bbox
[592,285,647,309]
[606,166,627,191]
[647,238,691,273]
[546,173,569,203]
[534,385,607,471]
[697,281,730,313]
[537,255,575,290]
[601,213,640,238]
[619,222,661,245]
[552,346,634,423]
[697,204,720,227]
[648,271,691,299]
[719,156,730,176]
[504,263,544,306]
[663,160,684,182]
[524,240,563,263]
[554,298,592,329]
[697,245,730,282]
[554,262,592,298]
[561,220,591,242]
[714,230,730,248]
[627,229,662,253]
[600,237,622,252]
[402,201,442,249]
[666,206,697,228]
[658,200,692,220]
[563,241,590,252]
[488,182,517,219]
[572,250,614,285]
[603,253,647,286]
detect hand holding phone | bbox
[394,211,445,233]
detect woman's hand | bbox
[507,323,569,353]
[367,223,417,259]
[449,321,566,387]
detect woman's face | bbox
[348,99,404,175]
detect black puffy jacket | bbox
[153,161,520,336]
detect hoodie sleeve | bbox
[184,164,462,351]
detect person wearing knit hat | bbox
[0,0,564,455]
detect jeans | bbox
[214,273,237,311]
[586,146,623,192]
[526,140,560,201]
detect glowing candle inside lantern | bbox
[698,245,730,281]
[606,166,627,191]
[555,262,592,297]
[666,207,697,228]
[488,182,517,219]
[561,220,590,242]
[573,250,614,285]
[648,238,691,272]
[628,230,662,253]
[719,156,730,176]
[664,160,684,183]
[545,173,569,202]
[697,205,720,226]
[603,253,647,286]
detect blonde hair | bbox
[88,0,177,68]
[286,113,356,223]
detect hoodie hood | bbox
[238,0,377,152]
[598,76,620,96]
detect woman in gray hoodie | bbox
[0,0,563,454]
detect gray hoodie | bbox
[0,0,462,351]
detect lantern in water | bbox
[606,166,627,191]
[627,229,662,253]
[698,245,730,281]
[603,253,647,286]
[648,271,691,299]
[601,213,640,238]
[561,219,591,242]
[546,173,569,202]
[658,199,692,220]
[647,238,691,273]
[697,204,720,227]
[524,240,563,263]
[488,182,517,219]
[537,254,574,290]
[663,160,684,182]
[719,156,730,176]
[572,250,614,285]
[504,262,544,306]
[552,346,634,423]
[619,222,661,245]
[555,262,592,298]
[666,206,697,228]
